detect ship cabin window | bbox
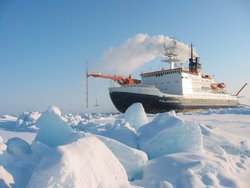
[142,70,181,78]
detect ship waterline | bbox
[109,86,238,113]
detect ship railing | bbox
[119,84,156,88]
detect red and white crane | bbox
[85,62,141,108]
[87,72,141,85]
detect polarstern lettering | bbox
[159,99,180,103]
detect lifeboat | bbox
[211,83,226,89]
[211,84,218,89]
[202,75,212,79]
[217,83,225,89]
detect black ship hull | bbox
[109,91,238,114]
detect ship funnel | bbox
[189,44,201,74]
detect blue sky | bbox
[0,0,250,114]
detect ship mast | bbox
[162,39,181,69]
[189,43,201,75]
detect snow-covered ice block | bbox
[0,136,6,154]
[27,136,130,188]
[0,166,14,188]
[138,111,203,159]
[0,139,12,167]
[134,152,241,188]
[4,138,39,188]
[31,141,51,160]
[124,103,148,131]
[16,111,41,128]
[35,106,80,147]
[79,119,138,148]
[100,120,138,148]
[64,113,82,126]
[6,137,31,157]
[97,135,148,181]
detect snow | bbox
[0,136,6,154]
[27,136,130,188]
[0,129,35,144]
[124,103,148,131]
[79,119,138,148]
[6,137,32,157]
[16,111,40,130]
[0,104,250,188]
[35,106,80,147]
[30,141,50,160]
[0,166,14,188]
[138,111,203,159]
[134,152,244,188]
[96,135,148,181]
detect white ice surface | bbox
[34,106,80,147]
[139,111,203,159]
[96,134,148,181]
[27,136,130,188]
[124,103,148,132]
[0,105,249,188]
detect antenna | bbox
[235,83,248,96]
[85,61,89,108]
[94,99,100,107]
[162,38,180,69]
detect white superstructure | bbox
[108,41,239,113]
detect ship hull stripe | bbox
[109,91,238,113]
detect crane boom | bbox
[87,72,141,85]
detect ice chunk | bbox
[134,152,239,188]
[0,166,14,188]
[96,135,148,181]
[78,117,138,148]
[31,141,51,160]
[0,114,17,122]
[0,136,6,154]
[101,121,138,148]
[6,137,31,157]
[82,119,138,148]
[0,137,12,167]
[16,111,41,128]
[4,138,39,188]
[138,111,203,159]
[64,113,82,126]
[27,136,130,188]
[35,106,80,147]
[124,103,148,131]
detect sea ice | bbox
[100,120,138,148]
[1,106,250,188]
[3,138,39,188]
[0,136,6,154]
[6,137,31,157]
[134,152,240,188]
[124,103,148,131]
[64,113,82,126]
[79,119,138,148]
[30,140,51,160]
[35,106,81,147]
[138,111,203,159]
[16,111,41,129]
[96,134,148,181]
[27,136,130,188]
[0,166,14,188]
